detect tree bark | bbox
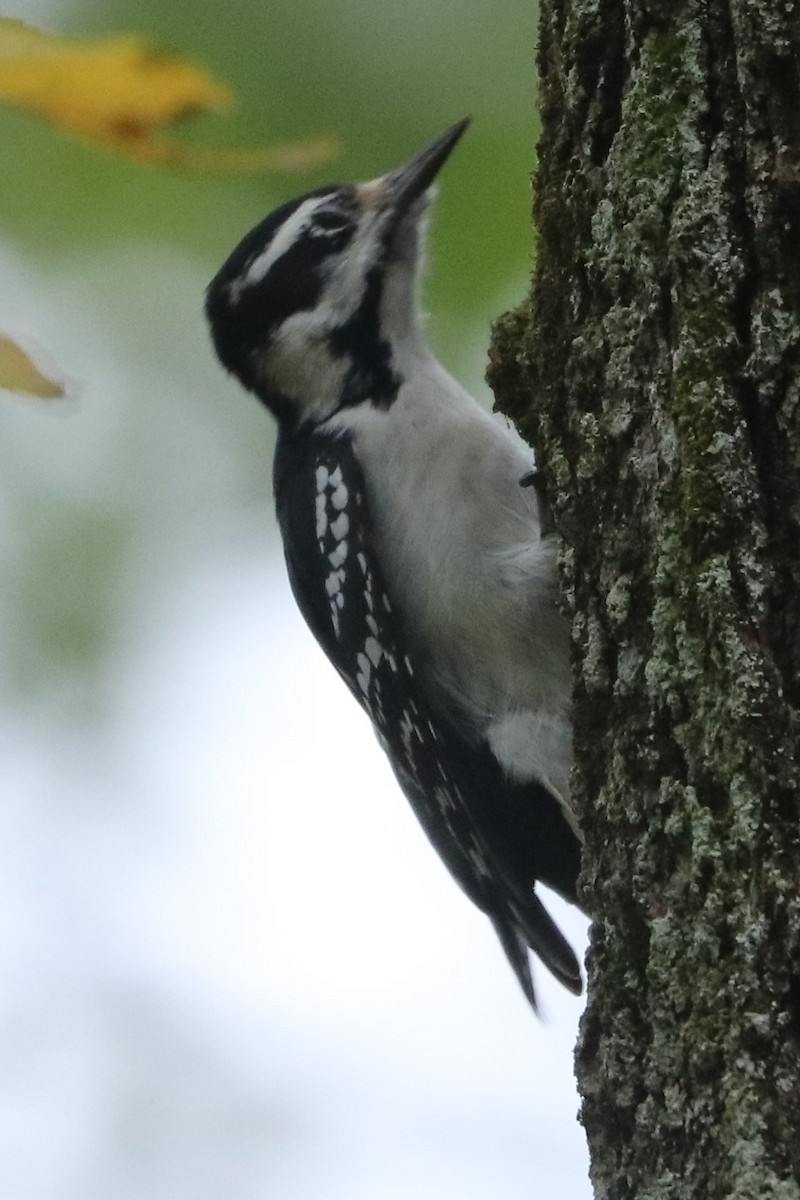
[489,4,800,1197]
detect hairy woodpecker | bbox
[205,120,582,1007]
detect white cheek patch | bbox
[234,198,396,419]
[261,313,350,420]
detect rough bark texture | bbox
[489,4,800,1197]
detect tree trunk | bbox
[489,4,800,1196]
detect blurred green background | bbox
[1,0,540,704]
[0,4,592,1199]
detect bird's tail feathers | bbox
[491,893,582,1009]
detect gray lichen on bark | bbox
[489,3,800,1196]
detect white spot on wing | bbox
[364,636,382,668]
[315,493,327,539]
[325,569,344,596]
[330,512,349,541]
[331,482,349,511]
[356,651,371,695]
[328,540,348,569]
[400,710,424,758]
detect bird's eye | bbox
[311,208,352,236]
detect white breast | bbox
[326,351,573,809]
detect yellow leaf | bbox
[0,333,67,399]
[0,18,337,173]
[0,19,229,137]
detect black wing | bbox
[273,426,581,1004]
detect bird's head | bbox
[205,119,469,427]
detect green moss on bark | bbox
[489,1,800,1195]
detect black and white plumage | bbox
[205,120,582,1007]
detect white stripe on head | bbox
[238,193,338,293]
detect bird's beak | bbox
[361,118,471,213]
